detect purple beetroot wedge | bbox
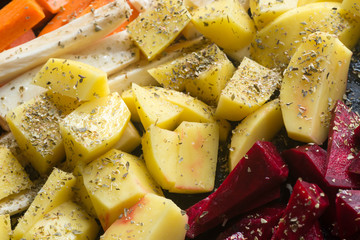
[304,221,324,240]
[348,153,360,175]
[271,179,329,240]
[217,204,285,240]
[325,100,360,189]
[186,141,288,238]
[282,144,328,188]
[224,232,246,240]
[335,189,360,238]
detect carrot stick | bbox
[0,0,45,52]
[38,0,93,36]
[5,30,36,50]
[77,0,115,17]
[35,0,68,13]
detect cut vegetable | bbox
[251,2,360,69]
[272,179,329,240]
[38,0,93,36]
[229,99,283,171]
[127,0,191,60]
[280,32,352,144]
[36,0,68,13]
[60,92,130,167]
[0,0,45,52]
[325,100,360,189]
[0,0,131,84]
[186,141,288,238]
[282,144,329,188]
[335,189,360,238]
[4,30,36,50]
[82,149,162,230]
[217,204,285,240]
[215,57,281,121]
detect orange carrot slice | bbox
[77,0,115,17]
[0,0,45,52]
[5,30,36,50]
[38,0,93,36]
[36,0,68,13]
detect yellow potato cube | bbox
[6,94,65,175]
[121,89,140,122]
[44,90,82,116]
[215,57,281,121]
[0,214,11,240]
[127,0,191,60]
[12,168,76,240]
[191,0,255,50]
[170,121,219,193]
[298,0,341,6]
[142,125,179,190]
[0,147,32,201]
[280,32,352,144]
[60,92,131,167]
[22,201,99,240]
[342,0,360,17]
[132,83,183,130]
[148,44,235,104]
[113,122,141,153]
[33,58,109,101]
[250,0,298,29]
[82,149,162,230]
[102,194,188,240]
[229,99,283,170]
[250,2,360,69]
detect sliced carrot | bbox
[38,0,93,36]
[0,0,45,52]
[36,0,68,14]
[5,30,36,50]
[77,0,115,17]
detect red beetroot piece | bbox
[325,100,360,189]
[335,189,360,238]
[271,179,329,240]
[217,204,285,240]
[354,124,360,145]
[224,232,246,240]
[282,144,328,188]
[304,221,324,240]
[186,141,288,238]
[348,154,360,175]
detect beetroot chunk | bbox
[217,204,285,240]
[304,221,324,240]
[271,179,329,240]
[224,232,246,240]
[282,144,328,188]
[325,100,360,189]
[335,189,360,238]
[186,141,288,238]
[348,154,360,175]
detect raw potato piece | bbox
[280,32,352,144]
[142,125,179,190]
[127,0,191,60]
[0,214,10,239]
[102,194,188,240]
[342,0,360,17]
[6,94,65,175]
[60,92,131,167]
[229,99,283,171]
[0,147,32,201]
[215,57,281,121]
[12,168,76,240]
[191,0,255,50]
[250,0,298,29]
[33,58,109,101]
[113,121,141,153]
[251,2,360,69]
[170,121,219,193]
[82,149,163,230]
[22,201,99,240]
[132,83,183,130]
[148,44,235,104]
